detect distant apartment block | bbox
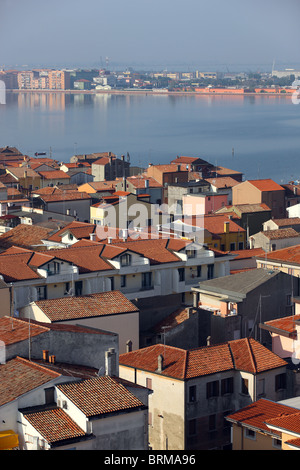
[17,70,70,90]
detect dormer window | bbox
[186,249,196,259]
[120,253,132,267]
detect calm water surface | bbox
[0,91,299,183]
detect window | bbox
[207,264,214,280]
[245,428,256,440]
[186,249,196,259]
[197,265,202,278]
[221,377,234,395]
[120,275,126,288]
[188,419,197,436]
[272,438,281,449]
[230,242,236,251]
[286,294,292,306]
[146,378,152,389]
[108,277,115,291]
[238,242,244,250]
[189,385,196,402]
[178,268,185,282]
[206,380,219,398]
[120,253,132,267]
[241,378,249,395]
[75,280,83,296]
[142,272,152,290]
[36,286,47,300]
[275,373,286,391]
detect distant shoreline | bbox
[6,89,293,97]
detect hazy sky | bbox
[1,0,300,70]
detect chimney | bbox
[90,233,96,241]
[105,348,117,376]
[224,221,230,233]
[108,237,112,244]
[126,340,132,353]
[157,354,164,373]
[43,350,49,362]
[207,336,211,346]
[49,354,56,364]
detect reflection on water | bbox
[0,91,299,183]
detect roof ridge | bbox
[245,338,258,373]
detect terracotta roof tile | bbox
[119,338,286,380]
[263,314,300,336]
[261,228,300,240]
[258,244,300,265]
[0,357,61,406]
[34,291,139,322]
[110,239,182,264]
[56,375,144,417]
[22,407,86,444]
[248,179,285,192]
[0,224,53,249]
[0,250,41,282]
[0,316,49,345]
[265,411,300,435]
[226,398,299,434]
[44,244,113,273]
[38,170,70,179]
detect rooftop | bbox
[226,398,300,436]
[0,224,53,250]
[34,291,139,322]
[260,228,300,240]
[119,338,287,380]
[56,375,144,418]
[0,357,61,407]
[257,244,300,265]
[22,407,86,445]
[248,179,285,192]
[194,268,280,298]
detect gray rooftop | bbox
[193,268,280,300]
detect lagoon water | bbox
[0,91,300,183]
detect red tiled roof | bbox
[183,214,245,234]
[38,170,70,179]
[271,218,300,227]
[126,176,163,189]
[231,248,265,259]
[226,398,299,435]
[205,177,240,188]
[0,224,53,249]
[34,291,139,322]
[0,315,114,346]
[257,244,300,265]
[119,338,287,380]
[38,190,91,202]
[262,314,300,336]
[23,408,86,444]
[0,316,49,345]
[0,250,41,282]
[44,244,113,273]
[248,179,285,192]
[0,357,61,406]
[110,238,182,264]
[46,221,96,243]
[56,376,144,417]
[266,411,300,435]
[261,228,300,240]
